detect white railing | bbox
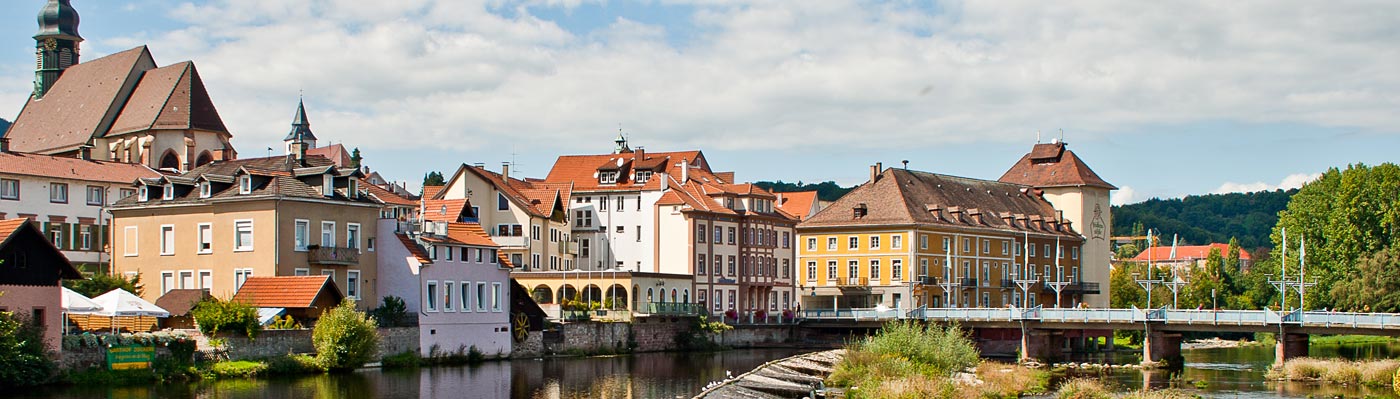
[801,307,1400,332]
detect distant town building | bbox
[0,218,84,353]
[776,191,824,221]
[798,165,1088,310]
[999,139,1116,308]
[1130,243,1252,271]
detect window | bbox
[728,256,736,275]
[920,234,928,250]
[531,224,541,241]
[713,290,722,310]
[119,188,135,200]
[827,261,837,281]
[321,221,336,247]
[492,283,502,312]
[1001,241,1009,255]
[636,225,642,242]
[139,185,149,201]
[848,236,858,249]
[477,283,488,311]
[461,281,472,312]
[323,269,335,282]
[635,170,652,183]
[580,239,590,257]
[1044,244,1051,258]
[49,182,68,203]
[197,223,212,254]
[807,261,817,281]
[870,260,881,280]
[234,220,254,251]
[870,236,880,249]
[1072,247,1080,259]
[892,259,903,281]
[161,271,174,294]
[86,186,104,205]
[444,281,454,311]
[532,254,541,270]
[368,237,376,252]
[294,268,310,276]
[599,196,609,211]
[696,254,707,275]
[0,179,17,200]
[616,196,624,211]
[199,270,212,289]
[727,227,735,244]
[848,260,859,282]
[962,237,970,252]
[1029,243,1036,257]
[239,176,251,194]
[160,225,175,255]
[124,226,138,256]
[199,182,211,198]
[714,227,723,243]
[322,175,334,197]
[294,220,310,251]
[920,258,928,277]
[445,244,454,261]
[982,239,990,254]
[1058,245,1065,258]
[180,270,194,289]
[782,259,791,278]
[234,268,253,289]
[942,237,950,251]
[827,237,837,250]
[575,210,593,227]
[426,281,439,312]
[807,238,816,251]
[163,184,174,200]
[783,232,791,248]
[713,255,722,276]
[599,171,618,184]
[697,225,707,243]
[50,225,62,248]
[80,226,91,250]
[347,223,360,250]
[496,193,509,211]
[892,235,901,249]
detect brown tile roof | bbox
[395,233,433,264]
[0,151,159,184]
[364,183,417,206]
[421,222,501,248]
[776,191,819,220]
[0,218,82,279]
[110,154,374,207]
[7,46,154,153]
[106,61,229,136]
[543,150,707,192]
[801,168,1082,239]
[154,289,210,316]
[306,144,352,167]
[999,142,1116,190]
[422,185,444,199]
[232,276,342,308]
[422,199,470,222]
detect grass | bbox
[1052,378,1200,399]
[826,321,1045,399]
[1310,335,1397,345]
[208,360,267,378]
[1266,357,1400,387]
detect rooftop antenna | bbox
[1036,130,1041,144]
[901,160,909,170]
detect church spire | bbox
[33,0,83,99]
[284,98,317,156]
[613,129,631,154]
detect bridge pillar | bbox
[1142,330,1182,367]
[1104,335,1115,351]
[1019,329,1055,363]
[1275,333,1309,367]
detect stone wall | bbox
[631,316,690,352]
[713,325,793,348]
[377,326,420,357]
[510,317,795,358]
[60,346,174,370]
[188,327,421,361]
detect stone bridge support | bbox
[1019,328,1065,364]
[1142,330,1182,367]
[1275,332,1309,367]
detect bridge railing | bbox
[916,307,1016,322]
[801,308,903,321]
[1041,307,1141,323]
[1160,309,1274,325]
[1300,311,1400,329]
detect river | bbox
[16,340,1400,398]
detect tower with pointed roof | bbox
[284,99,317,156]
[613,131,631,154]
[33,0,83,99]
[1000,139,1116,307]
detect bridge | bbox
[799,307,1400,366]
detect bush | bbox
[65,273,143,298]
[368,296,410,327]
[827,322,985,398]
[209,360,267,379]
[381,351,421,369]
[264,354,323,375]
[0,311,54,387]
[192,298,261,339]
[313,299,379,371]
[267,315,302,330]
[1056,378,1112,399]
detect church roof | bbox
[284,100,316,142]
[999,142,1116,190]
[107,61,228,136]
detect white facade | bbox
[0,166,149,271]
[570,191,666,273]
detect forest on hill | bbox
[753,181,852,202]
[1112,189,1295,250]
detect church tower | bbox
[613,131,631,154]
[33,0,83,99]
[284,99,317,155]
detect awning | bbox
[258,308,287,325]
[62,287,104,313]
[90,289,170,318]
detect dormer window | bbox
[238,176,252,194]
[163,184,174,200]
[599,171,619,184]
[139,185,149,202]
[322,175,334,197]
[635,170,652,184]
[348,178,358,199]
[199,182,211,198]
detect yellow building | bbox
[797,166,1089,311]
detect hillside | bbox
[0,117,9,134]
[1112,189,1294,250]
[753,181,852,202]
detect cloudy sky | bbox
[2,1,1397,205]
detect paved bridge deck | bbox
[801,307,1400,336]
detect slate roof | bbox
[106,61,228,136]
[999,142,1116,190]
[801,168,1082,239]
[110,154,373,208]
[1133,243,1252,262]
[232,276,342,308]
[0,151,158,184]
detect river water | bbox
[16,340,1400,398]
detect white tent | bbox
[91,289,169,318]
[61,287,103,313]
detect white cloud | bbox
[1213,172,1321,194]
[1111,186,1139,206]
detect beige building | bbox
[109,151,380,308]
[429,163,575,272]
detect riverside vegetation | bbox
[826,321,1046,398]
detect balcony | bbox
[1000,279,1015,288]
[645,302,701,316]
[491,235,529,248]
[1068,282,1101,295]
[960,278,977,287]
[840,277,869,287]
[308,245,359,266]
[563,241,579,255]
[918,276,939,286]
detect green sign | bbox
[107,345,156,370]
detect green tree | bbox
[1328,248,1400,312]
[313,299,379,371]
[422,171,446,187]
[63,272,142,298]
[191,298,261,339]
[0,307,53,387]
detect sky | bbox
[2,0,1398,206]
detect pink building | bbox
[0,218,84,354]
[377,218,513,356]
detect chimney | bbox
[502,162,510,181]
[680,158,689,182]
[78,145,92,160]
[869,164,880,183]
[0,137,10,153]
[635,147,645,161]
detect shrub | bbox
[267,315,302,330]
[1056,378,1112,399]
[381,351,421,369]
[192,298,261,339]
[368,296,410,327]
[209,360,267,378]
[0,311,54,387]
[64,273,143,298]
[827,322,985,398]
[265,354,323,375]
[313,299,379,371]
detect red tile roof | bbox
[396,233,433,264]
[1132,243,1252,262]
[543,150,706,192]
[438,164,570,219]
[0,218,83,279]
[422,185,444,199]
[443,222,501,247]
[106,61,228,136]
[999,142,1116,190]
[776,191,819,220]
[306,144,352,167]
[422,199,470,222]
[0,152,159,184]
[0,219,30,247]
[7,47,154,153]
[364,183,417,206]
[232,276,342,308]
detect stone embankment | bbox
[693,349,844,399]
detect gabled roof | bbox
[422,199,471,222]
[110,154,375,207]
[420,222,501,248]
[363,183,417,207]
[106,61,228,136]
[0,219,83,279]
[306,144,351,167]
[422,185,444,199]
[437,164,571,219]
[0,151,159,184]
[776,191,820,220]
[395,234,433,264]
[232,276,342,308]
[6,46,155,153]
[543,150,707,192]
[1133,243,1252,262]
[154,289,210,317]
[800,168,1081,239]
[999,142,1116,190]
